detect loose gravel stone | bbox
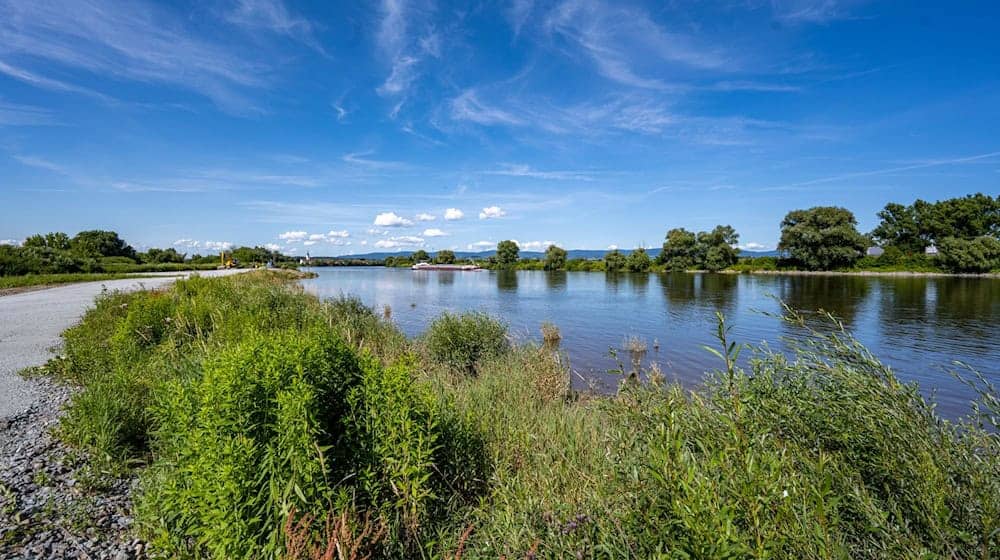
[0,378,148,559]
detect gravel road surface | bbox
[0,270,243,419]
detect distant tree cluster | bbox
[1,230,293,277]
[2,230,138,276]
[659,225,740,271]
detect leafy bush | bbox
[424,312,509,374]
[137,330,362,557]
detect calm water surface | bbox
[302,267,999,417]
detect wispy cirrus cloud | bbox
[223,0,324,52]
[486,164,596,182]
[374,0,439,106]
[11,154,68,174]
[761,150,1000,191]
[342,151,409,170]
[0,0,270,114]
[545,0,731,90]
[770,0,862,25]
[0,60,116,103]
[709,80,801,93]
[450,89,526,127]
[448,88,675,135]
[0,100,57,126]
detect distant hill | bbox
[317,248,780,260]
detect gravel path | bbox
[0,270,244,558]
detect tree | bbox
[413,249,430,262]
[626,247,651,272]
[937,236,1000,273]
[871,202,925,253]
[921,193,1000,242]
[661,225,739,271]
[142,247,185,264]
[231,246,271,264]
[434,250,456,264]
[872,194,1000,252]
[778,207,867,270]
[544,244,567,271]
[496,240,519,268]
[70,230,136,259]
[23,232,71,250]
[604,249,626,272]
[660,228,699,271]
[698,225,740,271]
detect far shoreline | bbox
[364,265,1000,279]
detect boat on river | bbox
[411,262,480,271]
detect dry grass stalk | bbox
[283,508,386,560]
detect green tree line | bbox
[1,230,296,276]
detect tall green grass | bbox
[44,271,999,558]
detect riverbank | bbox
[729,269,1000,278]
[3,271,995,558]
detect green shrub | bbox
[138,330,481,558]
[424,312,510,374]
[137,330,362,558]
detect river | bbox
[301,267,999,418]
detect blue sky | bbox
[1,0,998,255]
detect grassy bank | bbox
[36,271,1000,558]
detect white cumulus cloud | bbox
[374,211,413,227]
[174,239,232,252]
[517,240,555,251]
[264,243,282,251]
[444,208,464,220]
[375,235,424,249]
[173,238,200,248]
[415,212,436,221]
[739,242,772,251]
[608,244,619,250]
[279,231,309,242]
[478,206,506,219]
[327,230,349,238]
[467,241,494,249]
[423,228,447,237]
[204,241,233,251]
[0,238,21,246]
